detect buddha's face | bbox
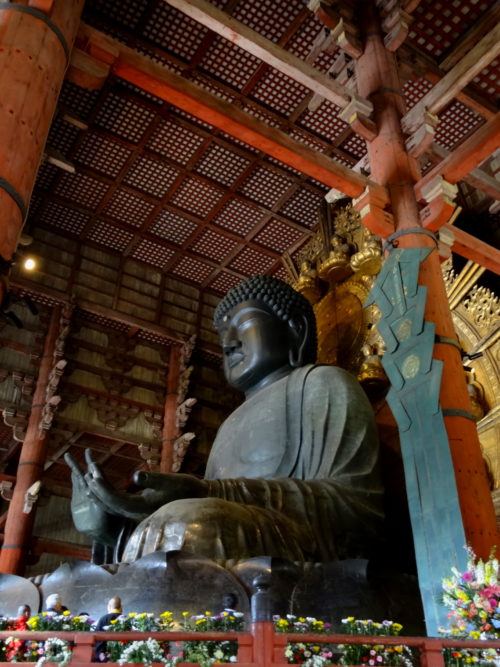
[217,299,291,395]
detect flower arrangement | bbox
[273,615,334,666]
[179,610,245,666]
[26,612,94,632]
[337,617,414,667]
[34,638,72,667]
[105,612,173,662]
[115,637,173,667]
[440,547,500,666]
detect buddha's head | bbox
[214,275,317,395]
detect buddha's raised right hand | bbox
[64,450,208,544]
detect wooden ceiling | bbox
[24,0,499,298]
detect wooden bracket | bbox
[0,481,13,502]
[437,224,455,262]
[67,24,120,90]
[352,184,393,237]
[310,1,363,58]
[383,8,413,51]
[66,49,111,90]
[405,110,439,158]
[339,95,377,140]
[418,175,459,231]
[331,17,363,58]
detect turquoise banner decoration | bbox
[366,247,467,636]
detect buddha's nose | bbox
[223,339,242,355]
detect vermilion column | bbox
[160,345,182,473]
[355,3,499,557]
[0,0,85,262]
[0,305,61,574]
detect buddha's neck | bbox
[244,365,291,399]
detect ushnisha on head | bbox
[214,275,317,395]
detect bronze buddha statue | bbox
[66,275,383,564]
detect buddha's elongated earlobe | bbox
[288,313,309,367]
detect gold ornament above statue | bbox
[285,199,384,377]
[295,259,322,305]
[350,231,383,275]
[318,234,353,284]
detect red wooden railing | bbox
[1,625,500,667]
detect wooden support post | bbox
[354,0,499,568]
[0,305,61,575]
[160,345,182,474]
[0,0,85,262]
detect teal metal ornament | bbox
[366,247,467,636]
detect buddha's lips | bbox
[226,352,244,368]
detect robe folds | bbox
[122,365,383,564]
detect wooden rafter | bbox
[402,24,500,134]
[162,0,356,111]
[78,24,380,199]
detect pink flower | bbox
[462,572,472,581]
[489,599,498,608]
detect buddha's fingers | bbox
[64,452,84,479]
[85,448,103,479]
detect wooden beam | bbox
[439,3,500,72]
[44,432,83,472]
[423,71,495,122]
[445,225,500,275]
[12,275,188,345]
[403,24,500,134]
[76,25,376,199]
[428,142,500,203]
[31,536,91,561]
[415,114,500,201]
[162,0,356,111]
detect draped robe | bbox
[122,365,383,563]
